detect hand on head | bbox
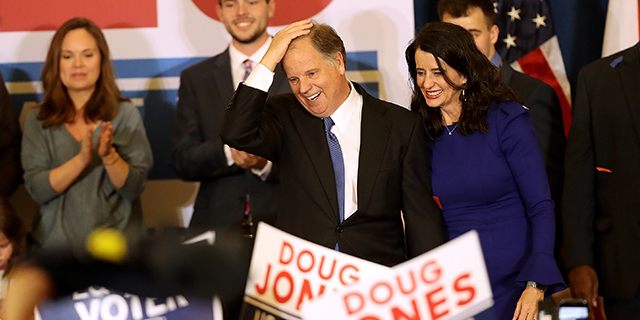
[260,19,313,71]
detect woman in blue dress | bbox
[405,22,564,320]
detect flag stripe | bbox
[517,48,572,136]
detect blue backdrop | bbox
[414,0,610,99]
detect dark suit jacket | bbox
[562,42,640,299]
[221,82,444,267]
[0,71,22,197]
[172,48,291,230]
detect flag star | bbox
[503,34,517,48]
[532,13,547,28]
[493,1,498,14]
[507,6,522,21]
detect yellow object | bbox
[86,228,128,263]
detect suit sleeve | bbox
[220,84,283,162]
[0,71,22,197]
[172,70,238,181]
[561,70,596,270]
[402,114,445,258]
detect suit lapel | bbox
[618,43,640,150]
[355,84,391,215]
[291,107,341,222]
[212,49,235,102]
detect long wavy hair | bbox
[37,17,128,128]
[406,22,516,141]
[0,197,24,279]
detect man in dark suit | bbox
[0,70,22,198]
[563,42,640,319]
[438,0,567,278]
[221,20,444,267]
[172,0,290,231]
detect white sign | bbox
[241,222,390,320]
[302,231,493,320]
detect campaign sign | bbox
[302,231,493,320]
[38,286,217,320]
[240,223,390,320]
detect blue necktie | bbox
[324,118,345,251]
[324,117,345,250]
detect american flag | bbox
[494,0,572,135]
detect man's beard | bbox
[231,27,267,45]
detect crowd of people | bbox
[0,0,638,319]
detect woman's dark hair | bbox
[37,17,128,128]
[0,197,25,279]
[406,22,516,141]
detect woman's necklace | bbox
[445,122,459,136]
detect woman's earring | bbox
[462,89,467,102]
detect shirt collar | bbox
[229,37,273,70]
[329,81,361,133]
[490,51,502,68]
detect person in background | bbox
[0,198,25,314]
[21,17,153,258]
[172,0,290,234]
[0,71,22,198]
[438,0,567,280]
[406,22,564,320]
[562,41,640,320]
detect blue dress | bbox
[427,102,564,319]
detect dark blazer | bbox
[562,42,640,299]
[221,82,444,267]
[172,48,291,230]
[0,71,22,197]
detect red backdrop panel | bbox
[0,0,157,32]
[191,0,333,26]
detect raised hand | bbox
[260,19,313,71]
[78,128,94,166]
[98,121,114,158]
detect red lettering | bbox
[279,242,294,265]
[360,317,382,320]
[297,250,315,273]
[255,264,271,295]
[425,286,448,320]
[453,273,475,306]
[391,299,421,320]
[317,284,326,297]
[318,256,337,280]
[296,278,313,310]
[420,261,441,284]
[340,264,360,285]
[370,282,393,305]
[396,271,417,295]
[273,271,294,304]
[344,292,365,315]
